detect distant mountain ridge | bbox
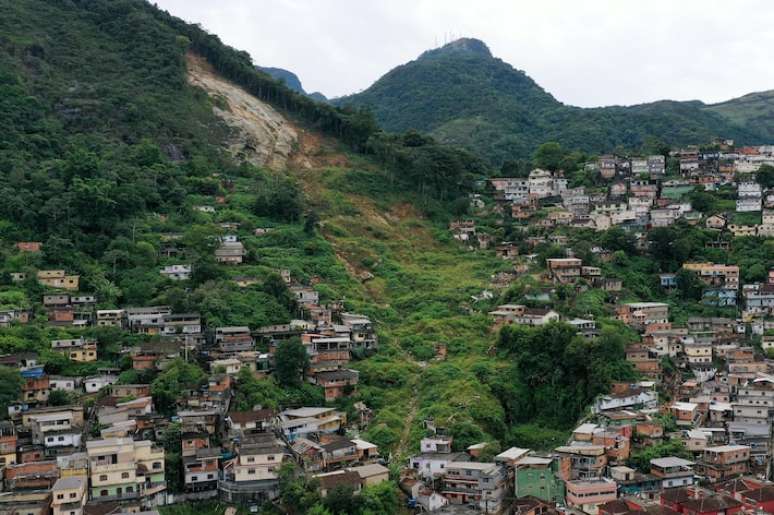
[337,38,772,164]
[257,66,327,102]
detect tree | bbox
[533,142,564,171]
[0,366,22,416]
[279,462,321,515]
[359,482,400,515]
[323,485,360,515]
[757,164,774,189]
[151,359,206,414]
[676,268,704,301]
[275,339,309,388]
[48,389,72,406]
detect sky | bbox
[153,0,774,107]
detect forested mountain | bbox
[337,38,773,165]
[257,65,327,101]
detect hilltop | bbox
[257,65,328,101]
[337,38,772,165]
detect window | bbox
[248,469,256,474]
[191,476,198,481]
[247,457,255,463]
[100,490,108,497]
[58,436,65,441]
[126,486,133,493]
[99,475,108,481]
[267,455,275,461]
[153,461,162,469]
[207,474,214,480]
[57,494,64,500]
[69,493,76,499]
[121,472,130,479]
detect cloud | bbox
[154,0,774,107]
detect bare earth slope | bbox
[186,53,297,170]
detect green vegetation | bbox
[338,38,767,165]
[494,324,636,430]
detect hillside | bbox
[0,0,541,460]
[257,65,328,101]
[706,89,774,141]
[337,38,770,165]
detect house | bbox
[671,401,701,427]
[616,302,669,330]
[29,410,83,454]
[650,457,695,489]
[440,462,508,513]
[315,470,362,498]
[37,270,80,290]
[227,410,275,434]
[705,214,727,230]
[449,220,476,241]
[592,384,658,413]
[279,407,344,442]
[183,447,220,493]
[220,433,286,504]
[96,309,124,327]
[513,456,565,504]
[215,241,245,264]
[312,369,359,401]
[51,337,97,362]
[546,258,582,283]
[700,445,750,482]
[348,463,389,487]
[565,478,617,515]
[86,438,166,504]
[409,436,469,480]
[321,438,358,470]
[682,262,740,289]
[159,264,192,281]
[489,304,560,327]
[661,487,742,515]
[51,476,86,515]
[16,241,42,252]
[84,371,119,393]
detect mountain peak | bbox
[422,37,492,59]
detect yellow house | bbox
[51,337,97,362]
[37,270,80,290]
[86,438,166,502]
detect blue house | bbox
[703,288,737,307]
[660,273,678,289]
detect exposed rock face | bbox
[186,53,297,170]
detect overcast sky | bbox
[154,0,774,107]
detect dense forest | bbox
[337,37,771,165]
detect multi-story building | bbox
[37,270,80,290]
[564,478,617,514]
[733,377,774,426]
[86,438,166,505]
[616,302,669,330]
[220,433,286,504]
[51,476,87,515]
[513,456,565,504]
[650,457,695,489]
[440,462,508,513]
[183,447,220,493]
[682,263,740,290]
[546,258,582,283]
[51,337,97,362]
[700,445,751,482]
[29,410,83,456]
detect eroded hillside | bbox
[186,53,298,170]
